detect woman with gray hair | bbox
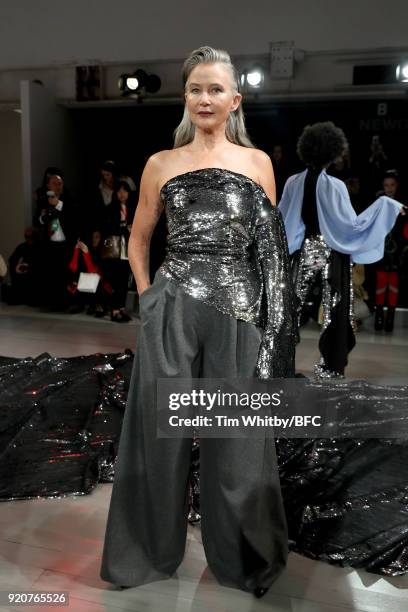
[100,45,296,597]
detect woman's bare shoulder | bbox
[250,147,272,165]
[147,148,193,190]
[145,149,184,178]
[139,150,172,191]
[248,147,274,177]
[145,149,173,172]
[248,148,276,204]
[230,145,271,171]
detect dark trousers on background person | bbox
[8,272,38,306]
[100,271,288,593]
[39,241,71,310]
[102,259,131,310]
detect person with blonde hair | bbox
[100,45,296,597]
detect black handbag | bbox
[101,235,121,259]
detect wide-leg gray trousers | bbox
[100,271,288,592]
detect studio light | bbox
[118,69,161,97]
[240,66,265,90]
[396,62,408,82]
[247,70,263,87]
[126,77,139,91]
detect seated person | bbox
[6,227,42,305]
[67,231,113,316]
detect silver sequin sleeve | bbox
[253,194,296,378]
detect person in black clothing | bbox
[367,134,389,195]
[327,148,351,182]
[270,144,289,200]
[374,171,408,331]
[6,227,42,305]
[96,160,120,209]
[90,161,138,235]
[34,173,79,310]
[34,166,65,202]
[344,175,366,214]
[88,160,120,237]
[102,181,136,322]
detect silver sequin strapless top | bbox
[159,168,296,378]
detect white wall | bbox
[0,0,407,70]
[0,111,23,262]
[20,81,80,221]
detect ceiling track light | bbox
[240,66,265,91]
[118,69,162,97]
[396,62,408,83]
[353,62,408,86]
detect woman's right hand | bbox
[128,152,165,292]
[139,285,151,297]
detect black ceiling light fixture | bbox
[353,62,408,86]
[118,69,161,99]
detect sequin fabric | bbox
[188,380,408,576]
[0,352,132,501]
[159,168,296,378]
[294,235,333,330]
[293,235,355,379]
[1,352,408,576]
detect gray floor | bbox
[1,302,407,384]
[0,304,407,611]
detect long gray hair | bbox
[173,46,255,149]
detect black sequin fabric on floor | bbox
[0,352,132,500]
[0,352,407,576]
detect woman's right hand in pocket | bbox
[139,285,151,297]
